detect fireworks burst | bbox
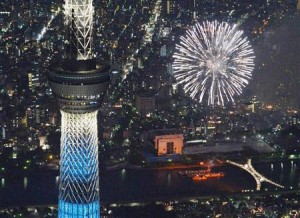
[172,20,255,106]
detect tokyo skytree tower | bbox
[48,0,110,217]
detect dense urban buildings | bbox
[0,0,300,217]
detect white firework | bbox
[173,20,255,106]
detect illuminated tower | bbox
[48,0,110,217]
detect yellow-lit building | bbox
[154,134,184,156]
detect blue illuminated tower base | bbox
[59,201,99,218]
[58,111,100,218]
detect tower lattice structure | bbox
[49,0,110,217]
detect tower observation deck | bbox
[48,0,110,217]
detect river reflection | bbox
[24,177,28,189]
[0,159,299,207]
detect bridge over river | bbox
[226,159,285,191]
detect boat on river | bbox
[190,172,224,181]
[178,169,211,177]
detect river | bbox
[0,159,299,207]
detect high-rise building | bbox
[136,92,155,116]
[162,0,199,19]
[298,0,300,10]
[162,0,179,17]
[48,0,110,217]
[28,72,40,91]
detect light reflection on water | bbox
[167,172,172,187]
[1,178,4,188]
[0,159,299,206]
[24,177,28,189]
[121,169,126,182]
[55,176,59,185]
[289,161,297,188]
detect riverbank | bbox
[1,187,300,209]
[1,154,299,178]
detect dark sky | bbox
[249,13,300,110]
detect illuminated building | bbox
[298,0,300,10]
[0,126,6,140]
[162,0,179,17]
[155,134,184,156]
[248,96,260,113]
[48,0,110,217]
[149,130,184,156]
[28,72,40,91]
[162,0,199,19]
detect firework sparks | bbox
[173,21,255,106]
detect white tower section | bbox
[59,111,100,217]
[64,0,94,60]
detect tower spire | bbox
[64,0,94,60]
